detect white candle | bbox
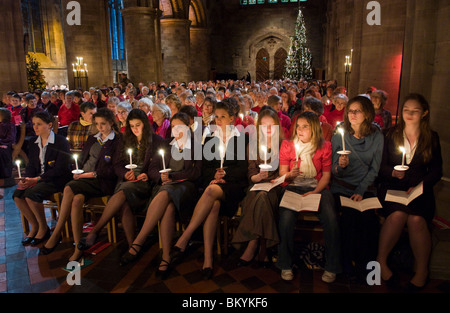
[128,149,133,166]
[261,145,267,165]
[16,160,21,178]
[73,154,79,171]
[239,113,244,121]
[338,127,346,151]
[219,145,225,168]
[400,146,406,166]
[159,149,166,170]
[295,144,300,162]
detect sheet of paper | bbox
[385,181,423,206]
[340,196,382,212]
[280,190,321,212]
[250,175,286,192]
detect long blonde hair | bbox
[292,111,324,152]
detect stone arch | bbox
[242,30,291,81]
[274,47,288,79]
[189,0,206,28]
[159,0,173,16]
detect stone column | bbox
[161,18,191,83]
[190,27,210,81]
[0,0,27,94]
[121,6,162,85]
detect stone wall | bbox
[0,0,28,94]
[207,0,327,80]
[62,0,113,89]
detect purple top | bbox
[0,122,16,147]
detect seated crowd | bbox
[0,78,442,292]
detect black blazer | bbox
[80,132,125,195]
[25,133,72,187]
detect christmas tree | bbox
[284,8,312,81]
[26,53,47,91]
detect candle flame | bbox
[338,127,344,135]
[15,160,20,166]
[399,146,405,153]
[261,145,267,153]
[159,149,164,156]
[73,154,78,160]
[128,148,132,155]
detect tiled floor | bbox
[1,185,449,294]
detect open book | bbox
[340,196,382,212]
[250,175,286,192]
[385,181,423,206]
[280,190,322,212]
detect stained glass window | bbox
[108,0,126,60]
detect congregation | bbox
[0,78,442,293]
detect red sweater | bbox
[58,103,81,126]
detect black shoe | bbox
[77,234,98,251]
[237,258,253,267]
[384,272,400,289]
[155,259,171,280]
[201,267,213,280]
[404,278,429,293]
[119,244,142,266]
[30,228,51,246]
[39,236,62,255]
[22,236,35,246]
[169,245,186,265]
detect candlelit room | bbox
[0,0,449,299]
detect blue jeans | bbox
[276,186,342,274]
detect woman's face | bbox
[166,100,178,116]
[152,107,164,125]
[281,93,289,104]
[94,116,113,135]
[32,117,52,137]
[171,118,188,140]
[81,108,96,124]
[129,118,144,139]
[371,94,382,110]
[347,102,366,129]
[402,100,427,126]
[92,92,99,101]
[107,103,117,115]
[203,100,214,115]
[117,108,129,123]
[214,108,234,130]
[296,117,312,143]
[334,98,347,111]
[260,115,276,139]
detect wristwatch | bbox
[92,171,97,178]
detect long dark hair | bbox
[343,96,377,138]
[123,108,153,164]
[256,106,283,163]
[392,93,433,163]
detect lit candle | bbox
[159,149,166,170]
[239,113,244,121]
[261,145,267,165]
[400,146,406,166]
[16,160,21,178]
[295,143,300,162]
[338,127,346,151]
[219,145,225,168]
[128,149,133,166]
[73,154,79,171]
[84,63,88,72]
[72,63,75,72]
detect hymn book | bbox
[280,190,322,212]
[250,175,286,192]
[339,196,382,212]
[385,181,423,206]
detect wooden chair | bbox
[216,205,242,256]
[83,196,117,243]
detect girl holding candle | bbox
[330,96,383,283]
[13,111,72,246]
[40,108,124,262]
[276,111,341,283]
[376,94,442,291]
[170,97,249,280]
[324,93,348,129]
[119,112,202,278]
[77,109,166,252]
[232,107,284,268]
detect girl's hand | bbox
[214,168,226,180]
[350,194,363,202]
[161,172,171,184]
[259,170,269,180]
[406,187,414,194]
[392,170,405,180]
[303,190,319,197]
[124,170,135,181]
[136,173,148,182]
[289,163,300,179]
[339,155,349,168]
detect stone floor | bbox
[1,185,449,295]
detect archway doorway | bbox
[256,48,269,82]
[274,48,287,80]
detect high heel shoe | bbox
[201,267,213,280]
[77,233,99,251]
[155,259,171,280]
[22,236,35,246]
[383,272,400,288]
[39,235,62,255]
[119,244,143,266]
[404,277,430,293]
[30,227,51,246]
[169,245,187,265]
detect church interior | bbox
[0,0,449,295]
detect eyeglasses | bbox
[348,109,362,115]
[117,111,128,115]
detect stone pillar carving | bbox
[161,18,191,83]
[121,6,162,84]
[190,27,210,81]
